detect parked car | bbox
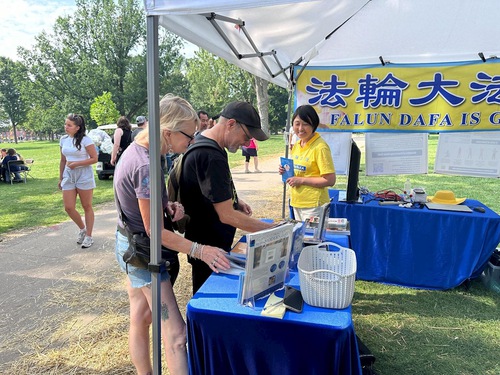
[96,150,114,180]
[93,123,137,180]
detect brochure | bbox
[218,253,247,276]
[280,157,294,182]
[238,223,294,306]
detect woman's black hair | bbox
[67,113,86,150]
[116,116,132,131]
[292,105,320,132]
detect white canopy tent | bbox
[141,1,500,373]
[146,0,500,89]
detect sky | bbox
[0,0,197,61]
[0,0,76,60]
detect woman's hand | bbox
[286,176,303,187]
[200,246,230,273]
[166,201,185,222]
[66,161,78,169]
[278,164,285,175]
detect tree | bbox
[0,57,28,143]
[186,49,289,135]
[268,83,289,134]
[90,92,120,126]
[18,0,187,136]
[186,49,255,117]
[254,76,269,135]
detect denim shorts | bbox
[115,230,170,288]
[61,166,96,191]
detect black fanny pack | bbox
[118,225,178,272]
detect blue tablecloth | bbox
[187,272,362,375]
[328,190,500,289]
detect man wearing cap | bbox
[179,101,274,293]
[131,115,147,140]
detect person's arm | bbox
[58,148,66,189]
[137,198,230,271]
[111,128,123,165]
[213,198,274,233]
[285,172,336,188]
[66,143,98,169]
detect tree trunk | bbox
[12,123,18,144]
[254,76,269,136]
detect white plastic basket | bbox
[298,242,357,309]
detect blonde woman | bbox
[113,94,230,375]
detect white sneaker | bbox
[81,236,94,248]
[77,228,86,244]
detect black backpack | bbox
[167,138,223,203]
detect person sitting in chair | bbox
[1,148,26,183]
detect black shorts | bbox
[242,147,257,157]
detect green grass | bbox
[0,141,115,233]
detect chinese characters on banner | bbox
[295,61,500,133]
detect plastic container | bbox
[298,242,357,309]
[404,178,411,199]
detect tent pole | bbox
[146,14,162,375]
[281,66,295,218]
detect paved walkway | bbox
[0,155,284,370]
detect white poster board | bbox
[434,132,500,178]
[365,133,428,176]
[317,131,352,175]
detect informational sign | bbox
[239,223,293,306]
[365,133,428,175]
[435,132,500,177]
[295,61,500,133]
[317,131,352,175]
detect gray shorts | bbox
[61,166,96,191]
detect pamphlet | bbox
[238,223,294,306]
[218,253,247,276]
[280,157,294,182]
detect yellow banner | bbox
[295,61,500,132]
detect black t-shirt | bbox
[180,136,238,250]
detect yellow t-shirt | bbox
[290,132,335,208]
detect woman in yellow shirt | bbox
[279,105,336,221]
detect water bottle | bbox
[404,178,411,200]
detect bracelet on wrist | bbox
[189,242,198,257]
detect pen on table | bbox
[263,298,283,312]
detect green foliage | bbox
[0,57,28,140]
[16,0,186,134]
[186,49,255,116]
[90,92,120,126]
[268,84,289,133]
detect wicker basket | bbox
[298,242,357,309]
